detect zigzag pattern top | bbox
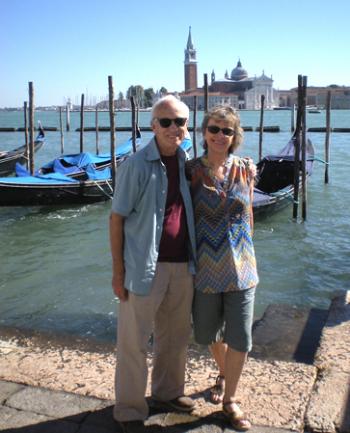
[186,156,259,293]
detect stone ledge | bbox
[0,380,24,404]
[0,405,55,431]
[305,290,350,433]
[305,369,350,433]
[6,386,110,421]
[314,291,350,373]
[0,333,316,432]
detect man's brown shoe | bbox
[152,395,195,413]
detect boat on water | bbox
[0,126,45,176]
[0,136,192,207]
[253,133,315,217]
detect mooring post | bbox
[59,106,64,154]
[23,101,29,170]
[28,82,35,175]
[192,95,197,158]
[291,104,295,132]
[325,90,331,184]
[130,96,137,153]
[108,76,116,191]
[258,94,265,161]
[136,103,139,133]
[66,102,70,131]
[292,75,303,219]
[301,76,308,221]
[203,73,208,113]
[95,106,99,155]
[80,94,84,153]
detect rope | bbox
[92,180,113,199]
[308,156,329,164]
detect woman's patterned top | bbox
[186,155,259,293]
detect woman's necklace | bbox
[202,154,234,197]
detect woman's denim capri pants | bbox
[192,287,255,352]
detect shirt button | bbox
[160,208,163,212]
[162,190,166,194]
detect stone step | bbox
[251,304,328,364]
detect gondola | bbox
[15,132,142,180]
[0,126,45,176]
[0,136,192,207]
[253,133,315,217]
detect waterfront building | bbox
[180,28,278,110]
[278,86,350,109]
[184,27,198,92]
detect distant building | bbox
[184,27,198,92]
[180,28,278,110]
[279,86,350,109]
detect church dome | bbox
[230,59,248,81]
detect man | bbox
[110,95,196,432]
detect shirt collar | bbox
[145,136,187,162]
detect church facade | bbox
[180,28,278,110]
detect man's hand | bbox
[243,157,257,179]
[112,274,128,302]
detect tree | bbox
[116,91,124,109]
[159,87,168,97]
[144,88,155,107]
[126,85,145,108]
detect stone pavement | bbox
[0,290,349,433]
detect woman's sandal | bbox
[222,401,251,431]
[209,375,225,404]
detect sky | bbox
[1,0,349,108]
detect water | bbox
[0,109,349,342]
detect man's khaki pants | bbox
[113,262,194,422]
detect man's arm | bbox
[109,212,128,301]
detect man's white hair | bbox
[151,95,190,120]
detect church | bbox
[180,27,278,110]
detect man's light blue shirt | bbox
[111,137,196,296]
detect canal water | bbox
[0,109,349,342]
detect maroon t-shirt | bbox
[158,154,189,262]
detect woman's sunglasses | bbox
[207,125,235,136]
[156,117,187,128]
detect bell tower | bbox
[184,26,197,92]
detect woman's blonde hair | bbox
[202,105,244,153]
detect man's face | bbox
[152,101,188,156]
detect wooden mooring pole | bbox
[301,76,308,221]
[291,104,295,132]
[130,96,137,153]
[28,82,35,175]
[292,75,303,219]
[59,107,64,154]
[325,90,331,184]
[203,73,208,113]
[66,103,70,131]
[192,95,197,158]
[23,101,29,170]
[95,107,100,155]
[108,76,116,190]
[80,94,84,153]
[258,94,265,161]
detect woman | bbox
[186,105,258,431]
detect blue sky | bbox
[1,0,349,107]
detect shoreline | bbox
[1,291,349,431]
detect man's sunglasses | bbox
[156,117,187,128]
[207,125,235,136]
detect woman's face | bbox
[204,118,236,157]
